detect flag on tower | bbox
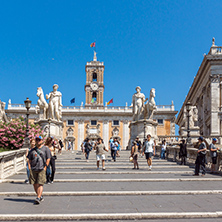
[90,42,96,47]
[107,98,113,105]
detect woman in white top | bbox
[142,134,155,170]
[161,140,167,159]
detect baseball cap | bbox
[35,136,42,140]
[198,136,203,141]
[213,138,217,142]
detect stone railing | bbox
[0,148,27,181]
[155,145,222,172]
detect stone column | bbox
[103,120,109,148]
[123,120,129,150]
[77,120,84,150]
[202,87,207,135]
[210,75,220,136]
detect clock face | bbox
[90,83,98,91]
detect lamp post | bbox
[143,120,146,140]
[48,118,51,137]
[186,101,192,145]
[23,98,32,148]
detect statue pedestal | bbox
[180,126,200,143]
[35,119,63,139]
[129,119,158,148]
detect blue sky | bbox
[0,0,222,113]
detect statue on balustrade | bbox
[132,86,157,121]
[36,84,63,121]
[144,88,157,120]
[0,100,9,123]
[132,86,145,121]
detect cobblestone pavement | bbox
[0,150,222,221]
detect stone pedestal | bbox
[180,126,200,143]
[35,119,63,139]
[128,119,158,148]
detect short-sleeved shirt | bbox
[209,143,217,158]
[96,143,106,155]
[27,145,51,171]
[144,140,154,153]
[111,142,118,151]
[198,142,207,155]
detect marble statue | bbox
[132,86,145,121]
[0,100,9,123]
[46,84,63,121]
[144,88,156,119]
[36,87,48,119]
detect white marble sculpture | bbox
[132,86,146,121]
[36,84,62,121]
[36,87,48,119]
[46,84,63,121]
[0,100,9,123]
[144,88,157,119]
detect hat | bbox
[198,136,204,141]
[213,138,217,142]
[35,136,42,140]
[136,136,139,139]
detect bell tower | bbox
[85,51,105,107]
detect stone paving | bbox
[0,150,222,221]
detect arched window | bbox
[92,92,97,101]
[93,73,97,82]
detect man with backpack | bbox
[27,136,51,204]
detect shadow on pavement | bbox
[4,198,34,203]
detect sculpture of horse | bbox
[144,88,156,119]
[36,87,48,119]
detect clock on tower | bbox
[85,51,105,107]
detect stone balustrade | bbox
[155,145,222,172]
[0,148,27,181]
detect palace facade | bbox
[6,52,177,150]
[176,38,222,141]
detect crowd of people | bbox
[25,133,221,205]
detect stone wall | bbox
[0,148,27,181]
[156,145,222,172]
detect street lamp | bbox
[23,97,32,148]
[186,101,192,145]
[48,118,51,137]
[143,120,146,140]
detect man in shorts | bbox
[27,136,51,204]
[94,138,108,170]
[142,134,155,170]
[209,138,220,174]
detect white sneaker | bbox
[149,166,152,171]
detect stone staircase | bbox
[0,150,222,221]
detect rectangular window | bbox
[157,119,164,125]
[91,120,97,126]
[113,120,119,126]
[67,120,74,126]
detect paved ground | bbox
[0,150,222,221]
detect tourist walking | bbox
[94,138,108,170]
[143,134,155,170]
[135,136,142,157]
[193,137,207,176]
[111,138,118,162]
[45,137,57,184]
[84,138,91,162]
[179,139,187,165]
[209,138,220,174]
[160,140,167,159]
[27,136,51,204]
[116,140,121,157]
[131,141,139,169]
[25,139,36,184]
[54,139,62,155]
[59,139,64,151]
[67,140,72,151]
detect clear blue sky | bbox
[0,0,222,112]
